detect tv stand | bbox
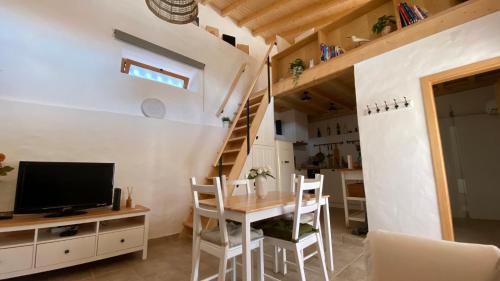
[44,209,87,218]
[0,205,150,280]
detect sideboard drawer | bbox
[36,236,95,268]
[97,227,144,256]
[0,246,33,274]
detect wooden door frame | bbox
[420,56,500,241]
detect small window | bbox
[121,58,190,89]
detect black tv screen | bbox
[14,161,114,214]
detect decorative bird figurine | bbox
[346,35,370,46]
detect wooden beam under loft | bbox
[221,0,250,16]
[272,0,500,98]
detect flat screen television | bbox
[14,161,114,217]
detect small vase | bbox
[381,25,392,36]
[255,176,267,199]
[126,195,133,208]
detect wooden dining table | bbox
[199,191,334,281]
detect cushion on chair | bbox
[253,218,318,243]
[281,212,315,224]
[201,221,263,247]
[366,230,500,281]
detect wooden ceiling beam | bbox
[253,0,380,38]
[221,0,251,16]
[272,0,386,41]
[238,0,290,27]
[308,87,355,110]
[277,97,322,116]
[252,0,342,37]
[308,109,356,122]
[287,95,327,113]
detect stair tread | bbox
[233,125,248,131]
[250,89,267,100]
[228,136,246,142]
[223,148,241,154]
[238,112,257,121]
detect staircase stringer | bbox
[213,42,275,167]
[227,93,270,181]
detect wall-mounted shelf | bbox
[271,0,492,97]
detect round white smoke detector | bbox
[141,98,166,119]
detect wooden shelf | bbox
[99,217,145,234]
[272,0,498,97]
[0,230,35,249]
[37,222,97,243]
[0,205,150,229]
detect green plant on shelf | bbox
[372,15,396,35]
[289,58,305,87]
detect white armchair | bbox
[366,230,500,281]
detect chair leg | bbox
[257,240,265,281]
[294,245,306,281]
[191,236,201,281]
[282,248,288,275]
[273,246,279,273]
[231,257,237,281]
[316,233,329,281]
[218,255,228,281]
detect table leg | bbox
[242,215,252,281]
[323,200,334,271]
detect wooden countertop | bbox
[0,205,150,229]
[200,191,329,214]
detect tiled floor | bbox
[9,208,368,281]
[454,217,500,248]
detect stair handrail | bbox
[216,63,247,117]
[213,41,275,167]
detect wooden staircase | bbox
[183,42,275,234]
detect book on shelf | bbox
[398,1,429,27]
[320,43,345,62]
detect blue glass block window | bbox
[121,58,189,89]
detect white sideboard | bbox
[0,205,150,280]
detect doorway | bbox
[421,56,500,242]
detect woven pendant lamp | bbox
[146,0,198,25]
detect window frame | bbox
[121,58,190,89]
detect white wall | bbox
[0,0,271,238]
[307,114,360,169]
[355,11,500,239]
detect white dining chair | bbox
[259,175,329,281]
[190,177,265,281]
[274,174,323,274]
[221,175,253,197]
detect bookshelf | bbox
[271,0,465,84]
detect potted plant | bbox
[289,58,305,86]
[372,15,396,36]
[247,166,274,199]
[0,153,14,177]
[221,116,231,128]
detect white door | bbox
[252,144,277,192]
[276,140,295,192]
[254,98,275,146]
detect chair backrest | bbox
[292,174,324,241]
[221,175,253,197]
[190,177,228,246]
